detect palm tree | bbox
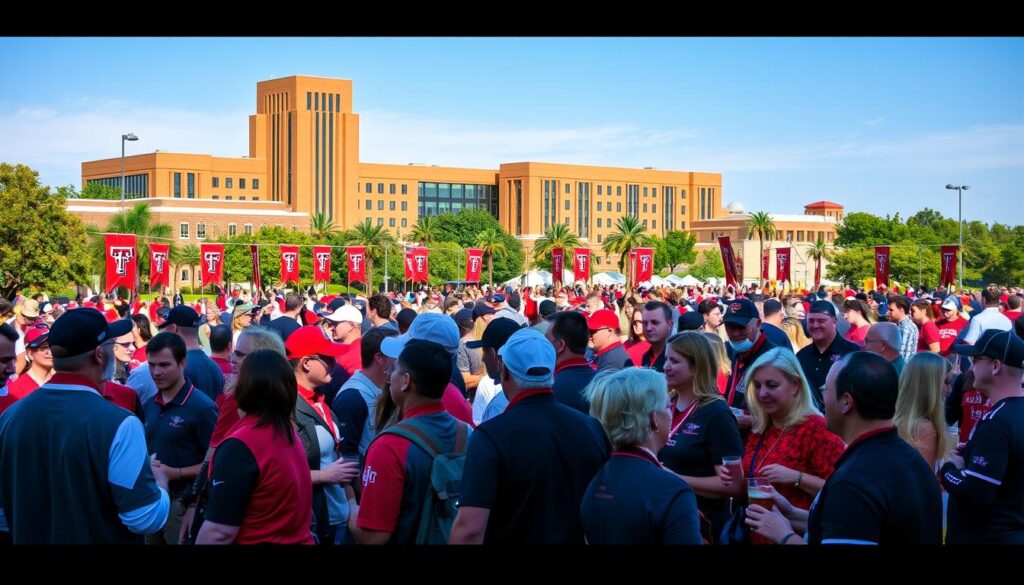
[746,211,778,287]
[179,245,201,293]
[88,203,175,294]
[808,239,828,288]
[309,211,338,240]
[341,219,394,293]
[476,228,508,288]
[602,216,652,290]
[532,223,580,274]
[409,215,441,246]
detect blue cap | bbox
[498,328,555,383]
[380,313,461,358]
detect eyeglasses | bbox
[588,328,612,338]
[309,354,336,369]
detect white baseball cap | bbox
[323,304,363,324]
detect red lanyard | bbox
[302,392,340,447]
[669,399,700,440]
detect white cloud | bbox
[864,118,885,127]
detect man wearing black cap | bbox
[0,309,172,544]
[797,300,860,410]
[544,312,596,414]
[943,330,1024,543]
[531,300,557,335]
[466,318,523,421]
[454,309,484,393]
[158,305,225,400]
[677,311,705,332]
[395,308,417,334]
[722,299,777,410]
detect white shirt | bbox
[962,307,1012,344]
[471,376,503,426]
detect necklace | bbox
[753,424,789,474]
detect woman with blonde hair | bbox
[780,317,811,351]
[717,347,845,544]
[230,302,254,343]
[658,331,743,543]
[581,368,702,544]
[894,352,952,471]
[701,331,731,396]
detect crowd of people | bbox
[0,276,1022,545]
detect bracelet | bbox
[780,532,798,545]
[794,471,802,488]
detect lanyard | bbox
[750,426,787,476]
[669,399,700,440]
[302,392,340,448]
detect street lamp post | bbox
[121,133,139,204]
[945,184,970,291]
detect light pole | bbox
[945,184,969,291]
[121,133,139,204]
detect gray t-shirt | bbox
[456,339,482,375]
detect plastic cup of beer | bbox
[747,477,773,510]
[722,456,743,484]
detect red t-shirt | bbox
[211,356,233,376]
[959,388,992,444]
[102,381,142,416]
[0,373,45,415]
[623,339,651,368]
[1003,311,1021,323]
[131,345,148,371]
[935,316,968,356]
[337,339,362,376]
[845,324,869,347]
[917,320,941,352]
[210,391,242,448]
[441,383,475,427]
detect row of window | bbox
[179,222,258,239]
[366,217,409,229]
[359,182,410,196]
[744,230,834,243]
[211,196,260,201]
[87,174,149,197]
[360,200,409,212]
[211,177,259,190]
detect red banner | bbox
[465,248,484,282]
[635,247,654,283]
[200,243,225,289]
[551,248,565,284]
[313,246,332,284]
[761,248,770,282]
[148,243,169,289]
[409,247,429,283]
[105,234,137,294]
[814,256,822,289]
[776,247,792,284]
[875,246,891,288]
[941,245,958,287]
[347,246,367,284]
[629,249,637,284]
[250,245,263,297]
[573,248,591,283]
[280,245,300,284]
[717,236,740,288]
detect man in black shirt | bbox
[640,301,673,372]
[944,330,1024,543]
[796,301,859,410]
[722,299,776,409]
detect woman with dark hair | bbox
[623,305,650,367]
[130,313,154,370]
[196,349,314,544]
[842,299,873,347]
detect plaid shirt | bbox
[897,317,918,362]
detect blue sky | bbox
[2,37,1021,225]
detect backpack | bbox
[380,417,469,544]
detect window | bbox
[652,188,657,197]
[389,183,396,194]
[226,178,233,189]
[597,218,602,228]
[643,220,648,227]
[787,231,794,241]
[564,217,569,225]
[179,222,189,239]
[225,196,232,201]
[797,231,804,242]
[401,218,407,227]
[239,196,245,201]
[617,202,622,212]
[643,204,648,213]
[366,199,371,210]
[182,269,189,281]
[173,173,181,198]
[597,202,602,211]
[652,220,657,229]
[617,186,622,196]
[366,182,372,193]
[390,201,396,211]
[643,187,648,197]
[212,177,219,188]
[565,200,570,210]
[239,178,246,190]
[212,196,219,200]
[197,223,206,240]
[597,185,603,195]
[389,218,395,227]
[228,223,237,237]
[378,200,384,211]
[607,185,612,196]
[253,178,259,190]
[565,184,570,194]
[598,235,602,243]
[377,218,384,227]
[652,204,657,213]
[378,183,384,194]
[244,224,253,235]
[401,201,407,211]
[401,184,408,195]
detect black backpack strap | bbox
[452,421,469,455]
[381,418,442,459]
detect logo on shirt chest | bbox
[681,422,701,436]
[168,415,186,428]
[829,353,841,362]
[971,455,989,468]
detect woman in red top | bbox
[718,347,846,544]
[129,314,154,370]
[911,300,941,353]
[197,349,314,544]
[623,305,650,367]
[842,299,872,347]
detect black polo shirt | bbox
[806,427,942,545]
[459,389,610,543]
[796,334,860,410]
[552,357,596,414]
[942,396,1024,544]
[641,344,667,372]
[761,323,792,352]
[581,446,702,544]
[725,335,778,410]
[142,380,219,495]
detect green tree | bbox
[309,211,338,240]
[531,223,580,272]
[87,203,175,293]
[602,216,653,289]
[746,211,777,286]
[409,215,442,246]
[687,249,725,281]
[653,230,697,273]
[432,209,524,283]
[476,228,508,287]
[835,212,911,247]
[0,164,92,298]
[179,245,201,292]
[807,239,828,287]
[340,219,395,294]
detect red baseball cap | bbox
[285,326,347,359]
[586,309,620,332]
[24,324,50,349]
